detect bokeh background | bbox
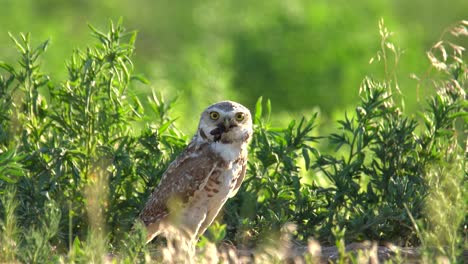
[1,0,467,131]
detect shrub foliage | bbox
[0,20,466,262]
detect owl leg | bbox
[145,222,161,243]
[179,207,208,243]
[196,204,225,239]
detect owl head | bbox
[196,101,253,144]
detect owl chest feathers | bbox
[178,142,246,238]
[211,140,245,164]
[191,142,246,203]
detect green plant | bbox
[412,20,468,262]
[226,21,466,256]
[0,20,186,261]
[0,187,20,263]
[224,97,320,246]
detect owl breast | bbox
[204,159,243,198]
[182,155,244,238]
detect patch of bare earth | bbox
[227,242,462,263]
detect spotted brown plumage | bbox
[138,101,253,243]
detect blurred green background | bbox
[1,0,466,131]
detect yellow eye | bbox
[235,112,245,121]
[210,111,220,120]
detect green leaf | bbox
[0,61,15,73]
[8,32,26,54]
[158,118,177,134]
[266,98,271,123]
[131,74,149,84]
[0,173,18,183]
[72,237,84,255]
[302,147,311,169]
[448,111,468,119]
[33,39,50,56]
[254,96,263,124]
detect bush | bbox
[0,20,466,262]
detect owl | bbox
[139,101,253,244]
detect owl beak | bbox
[210,118,236,142]
[223,118,230,130]
[215,119,231,133]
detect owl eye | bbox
[235,112,245,121]
[209,111,220,120]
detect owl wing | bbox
[139,142,223,227]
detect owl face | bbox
[197,101,253,144]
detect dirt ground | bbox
[232,241,468,263]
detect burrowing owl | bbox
[139,101,253,243]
